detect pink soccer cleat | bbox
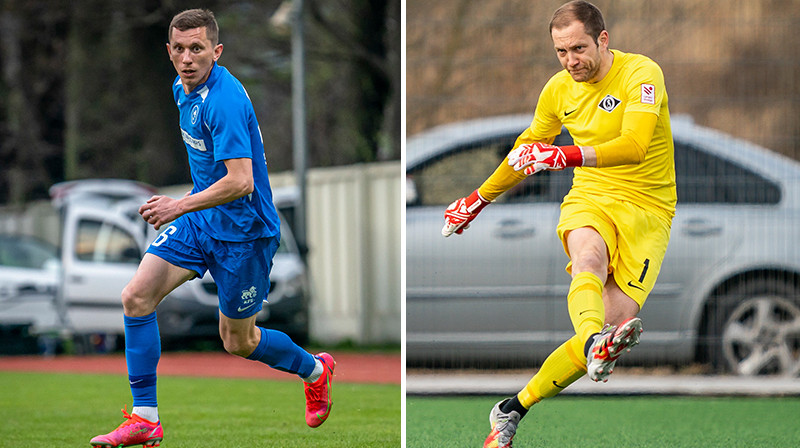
[304,352,335,428]
[90,406,163,448]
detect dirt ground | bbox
[0,351,400,384]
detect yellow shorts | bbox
[556,193,672,307]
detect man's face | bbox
[167,26,222,93]
[551,21,607,83]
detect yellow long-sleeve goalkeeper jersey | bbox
[479,49,677,221]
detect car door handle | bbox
[683,218,722,237]
[494,219,535,239]
[68,275,86,284]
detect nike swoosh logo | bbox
[564,108,578,116]
[552,380,566,389]
[129,379,143,385]
[627,281,645,291]
[238,302,257,312]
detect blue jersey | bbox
[173,63,280,242]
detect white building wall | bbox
[305,162,402,344]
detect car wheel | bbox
[705,278,800,376]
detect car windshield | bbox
[0,236,59,269]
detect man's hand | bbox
[508,142,583,175]
[139,195,184,230]
[442,190,491,237]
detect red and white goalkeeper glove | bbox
[507,142,584,175]
[441,189,491,237]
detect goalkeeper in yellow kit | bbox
[441,1,676,446]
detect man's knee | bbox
[571,246,607,277]
[567,228,609,277]
[219,324,259,357]
[121,284,158,317]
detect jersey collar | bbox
[186,62,221,98]
[587,49,623,89]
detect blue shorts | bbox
[146,215,280,319]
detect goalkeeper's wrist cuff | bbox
[562,145,584,167]
[467,189,491,214]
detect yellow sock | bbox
[567,272,605,344]
[517,335,587,408]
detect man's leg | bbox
[91,254,195,448]
[499,228,609,408]
[219,313,335,428]
[485,228,639,447]
[585,273,643,381]
[123,254,196,417]
[218,313,316,376]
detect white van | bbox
[0,179,310,351]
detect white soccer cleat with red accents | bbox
[586,317,643,382]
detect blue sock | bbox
[246,327,315,378]
[125,312,160,407]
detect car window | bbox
[408,131,574,206]
[0,237,58,269]
[75,219,141,264]
[675,142,781,204]
[277,232,289,254]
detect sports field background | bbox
[407,395,800,447]
[0,352,401,447]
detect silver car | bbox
[0,235,62,349]
[406,114,800,376]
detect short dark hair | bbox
[168,9,219,45]
[549,1,605,43]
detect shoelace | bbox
[114,406,137,430]
[594,325,617,358]
[114,405,155,430]
[495,417,516,444]
[306,385,321,402]
[305,376,325,402]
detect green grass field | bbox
[407,395,800,447]
[0,371,400,447]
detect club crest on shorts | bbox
[241,286,258,300]
[598,94,622,113]
[237,286,258,312]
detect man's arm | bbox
[139,157,253,230]
[509,111,658,174]
[580,111,657,168]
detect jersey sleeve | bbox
[593,58,665,167]
[204,94,253,162]
[593,111,657,167]
[622,58,665,115]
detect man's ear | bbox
[597,30,609,49]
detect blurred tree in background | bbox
[407,0,800,163]
[0,0,400,205]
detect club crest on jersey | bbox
[598,94,621,113]
[191,104,200,125]
[641,83,655,105]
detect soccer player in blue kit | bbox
[90,9,334,448]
